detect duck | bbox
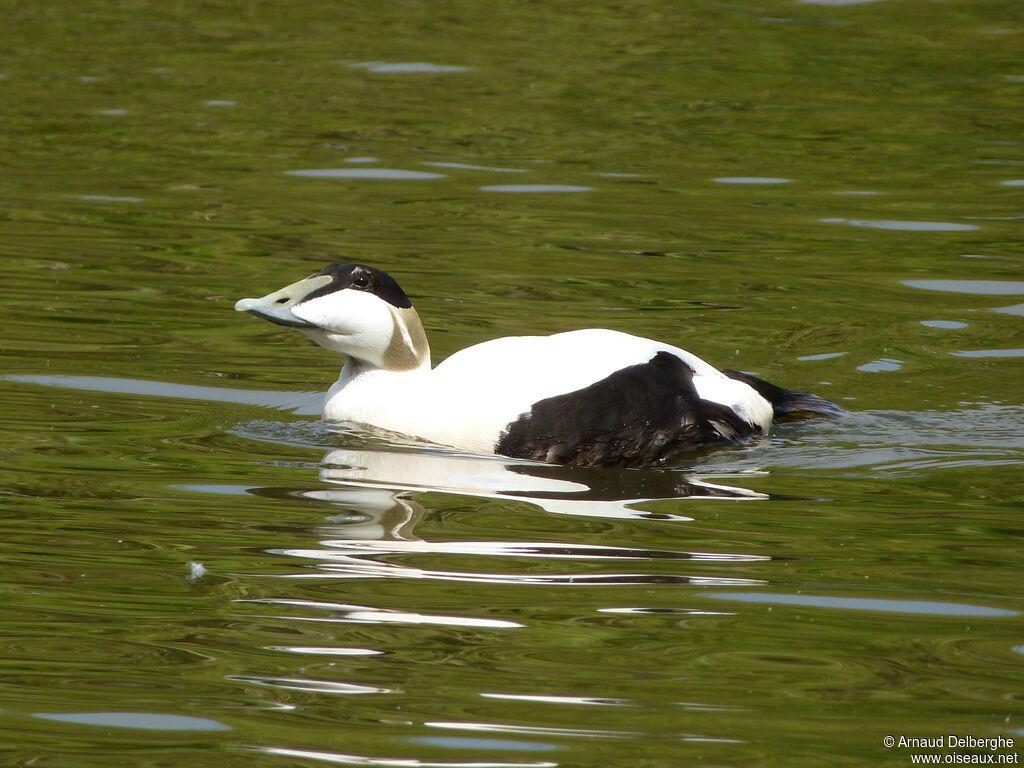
[235,263,843,467]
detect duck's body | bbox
[236,263,842,466]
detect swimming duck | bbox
[235,263,842,467]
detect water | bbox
[2,1,1022,766]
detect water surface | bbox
[1,1,1022,767]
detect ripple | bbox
[265,645,383,656]
[598,606,734,616]
[951,348,1024,358]
[67,194,143,203]
[797,351,847,361]
[423,162,527,173]
[713,177,791,184]
[993,303,1024,316]
[1000,179,1024,186]
[244,598,525,629]
[407,737,559,752]
[286,168,446,180]
[857,358,902,372]
[229,675,388,694]
[798,0,884,4]
[94,108,128,116]
[33,711,230,731]
[344,156,379,163]
[425,720,630,740]
[271,550,765,586]
[920,320,968,329]
[203,100,236,107]
[262,746,556,768]
[480,693,631,707]
[3,375,322,414]
[822,218,979,232]
[831,190,884,195]
[310,539,769,563]
[480,184,593,193]
[344,61,471,74]
[902,280,1024,295]
[704,592,1018,617]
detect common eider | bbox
[235,263,842,467]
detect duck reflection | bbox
[252,443,767,545]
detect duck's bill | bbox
[234,274,332,328]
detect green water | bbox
[2,1,1022,766]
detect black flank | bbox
[496,351,759,468]
[299,263,413,309]
[721,369,845,419]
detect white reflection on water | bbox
[228,675,389,694]
[242,598,524,629]
[920,320,968,329]
[426,720,629,740]
[2,374,322,414]
[66,194,143,203]
[343,61,472,73]
[993,303,1024,316]
[951,348,1024,358]
[857,357,902,373]
[902,279,1024,295]
[265,645,382,656]
[822,218,979,232]
[704,592,1018,617]
[261,746,556,768]
[797,351,847,361]
[422,162,528,173]
[407,737,559,752]
[713,177,791,184]
[480,184,593,193]
[312,445,766,523]
[481,692,631,707]
[286,168,446,180]
[798,0,884,4]
[33,711,230,731]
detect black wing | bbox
[496,352,758,467]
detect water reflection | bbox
[920,320,968,329]
[286,168,446,180]
[713,177,791,184]
[312,446,766,523]
[857,357,902,372]
[480,185,594,193]
[822,218,979,232]
[33,711,230,731]
[902,279,1024,295]
[262,746,556,768]
[422,162,527,173]
[951,348,1024,358]
[342,61,472,74]
[241,598,525,629]
[704,592,1019,617]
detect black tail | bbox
[721,369,845,420]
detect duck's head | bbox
[235,263,430,371]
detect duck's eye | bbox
[351,274,371,289]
